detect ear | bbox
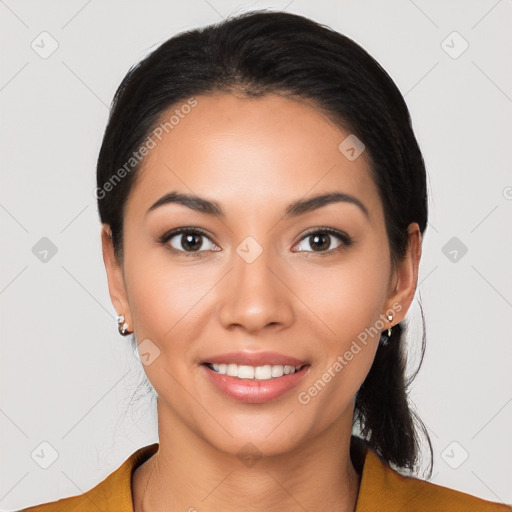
[383,222,422,325]
[101,224,132,327]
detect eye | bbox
[293,228,352,254]
[159,228,219,255]
[158,226,352,257]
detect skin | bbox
[101,92,422,512]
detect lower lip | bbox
[202,364,310,404]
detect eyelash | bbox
[158,227,353,257]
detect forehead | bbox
[125,93,382,222]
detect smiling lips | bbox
[201,351,310,403]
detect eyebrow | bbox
[146,190,369,219]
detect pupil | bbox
[183,233,201,251]
[311,234,329,251]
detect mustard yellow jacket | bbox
[20,441,511,511]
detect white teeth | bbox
[254,365,272,380]
[271,365,284,378]
[226,363,238,377]
[209,363,301,380]
[237,365,255,379]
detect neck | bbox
[133,401,361,512]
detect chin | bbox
[192,404,326,461]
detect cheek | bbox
[122,230,213,340]
[122,254,210,396]
[302,246,391,344]
[296,274,384,424]
[295,245,390,408]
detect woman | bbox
[22,9,511,512]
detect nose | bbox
[218,244,294,334]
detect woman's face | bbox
[102,92,420,457]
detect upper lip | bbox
[202,351,308,367]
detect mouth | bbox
[200,353,311,403]
[203,362,308,380]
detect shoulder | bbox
[356,447,512,512]
[19,443,159,512]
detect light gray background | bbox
[1,0,511,510]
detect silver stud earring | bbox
[387,313,393,337]
[117,314,132,336]
[380,313,394,346]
